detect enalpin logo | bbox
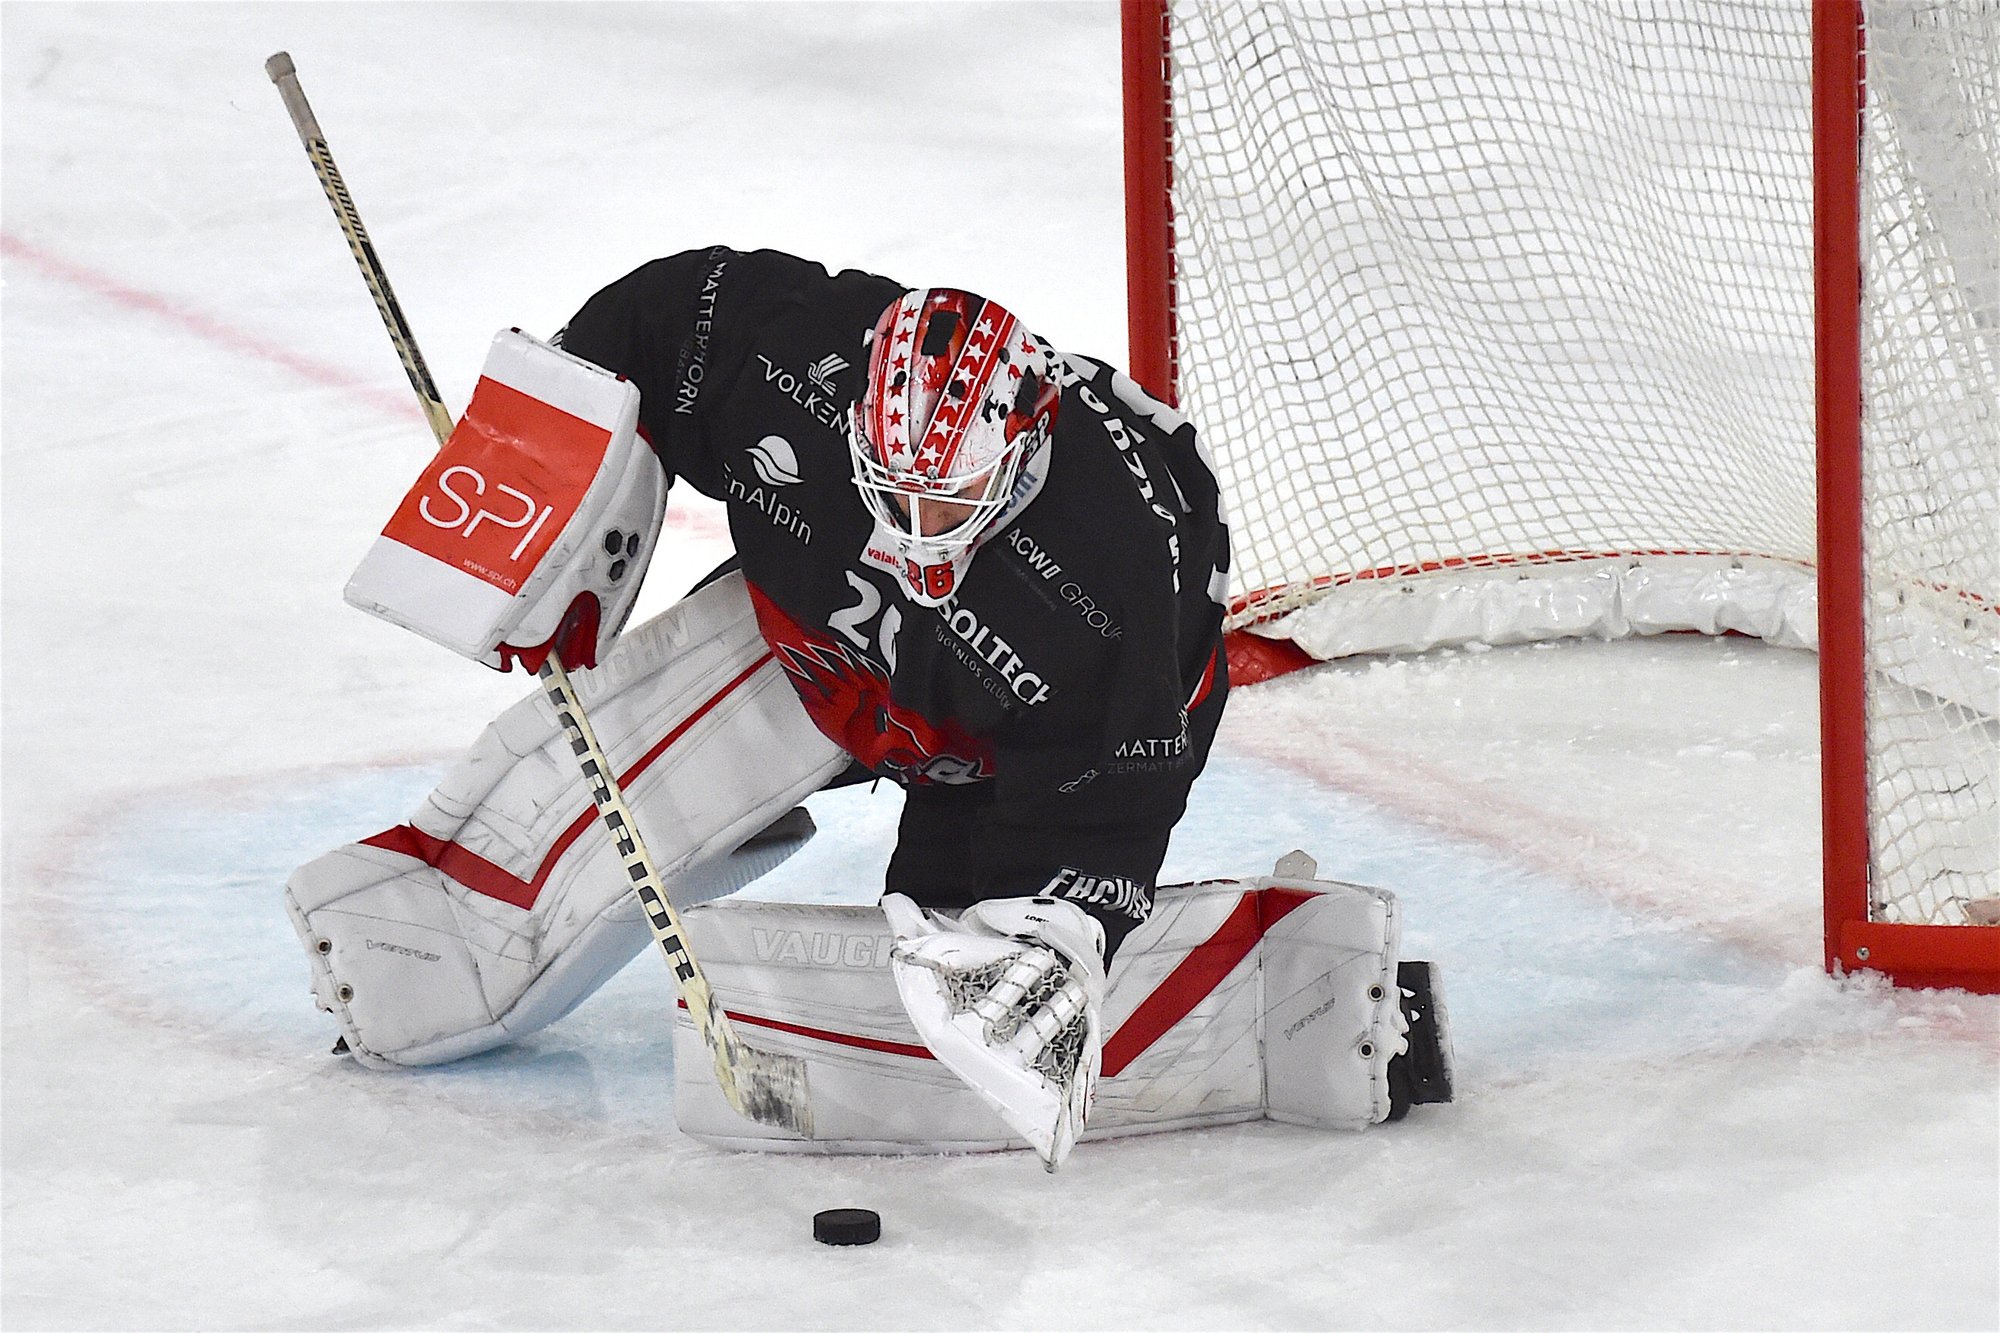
[747,435,804,487]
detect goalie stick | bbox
[265,51,812,1137]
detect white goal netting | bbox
[1160,1,1998,928]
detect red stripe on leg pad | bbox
[1100,887,1315,1078]
[656,887,1323,1080]
[359,653,775,910]
[675,1000,939,1062]
[360,823,541,910]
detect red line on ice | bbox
[0,229,731,541]
[1,229,421,422]
[1232,721,1798,961]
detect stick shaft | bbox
[265,52,808,1133]
[535,653,791,1113]
[266,52,453,445]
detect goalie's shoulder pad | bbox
[345,329,667,672]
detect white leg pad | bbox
[1259,855,1407,1130]
[672,855,1418,1153]
[285,571,849,1068]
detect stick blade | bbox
[720,1045,814,1138]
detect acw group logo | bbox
[747,435,804,487]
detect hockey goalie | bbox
[286,247,1453,1168]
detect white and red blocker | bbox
[673,858,1416,1153]
[345,329,666,672]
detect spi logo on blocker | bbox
[344,329,667,672]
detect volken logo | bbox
[806,353,849,395]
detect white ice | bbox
[2,5,1994,1329]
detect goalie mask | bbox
[850,289,1061,606]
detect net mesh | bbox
[1171,2,1817,624]
[1163,0,1997,927]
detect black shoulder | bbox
[737,250,908,341]
[1058,353,1198,445]
[1052,352,1213,536]
[553,247,733,402]
[554,247,902,375]
[554,248,905,454]
[1046,350,1231,654]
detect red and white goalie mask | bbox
[850,288,1061,606]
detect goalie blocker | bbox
[673,852,1454,1154]
[344,329,667,673]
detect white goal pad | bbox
[674,857,1413,1153]
[286,571,850,1067]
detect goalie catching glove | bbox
[883,893,1108,1172]
[344,328,666,672]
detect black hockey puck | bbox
[813,1207,881,1246]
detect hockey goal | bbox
[1122,0,1998,991]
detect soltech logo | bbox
[935,596,1054,707]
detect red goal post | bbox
[1122,0,1999,992]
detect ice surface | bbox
[2,5,1994,1329]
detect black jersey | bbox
[556,248,1230,953]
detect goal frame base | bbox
[1832,923,2000,995]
